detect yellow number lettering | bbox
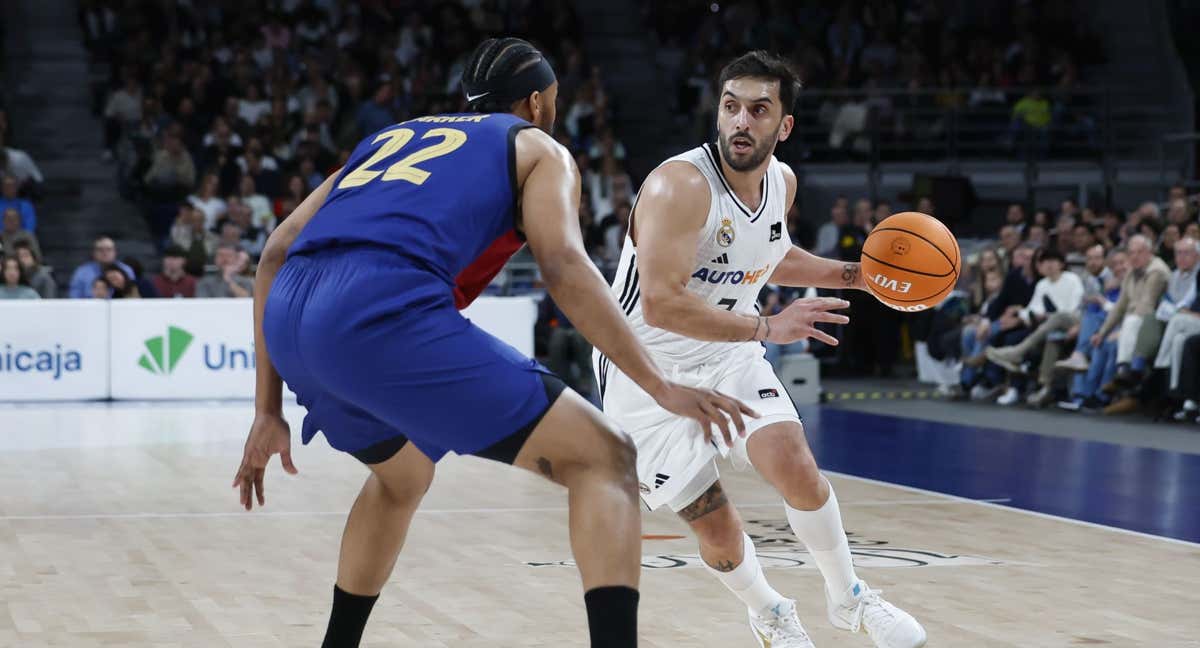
[337,129,414,189]
[336,127,469,190]
[382,128,469,186]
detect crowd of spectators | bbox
[896,183,1200,423]
[646,0,1104,158]
[0,102,52,299]
[4,2,1193,424]
[0,0,638,308]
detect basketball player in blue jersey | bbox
[230,38,756,648]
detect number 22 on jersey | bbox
[337,127,468,190]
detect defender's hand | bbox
[232,413,297,510]
[764,297,850,346]
[652,383,759,447]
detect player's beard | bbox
[718,123,779,172]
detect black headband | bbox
[463,57,556,108]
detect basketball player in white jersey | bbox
[594,52,926,648]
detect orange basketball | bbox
[860,212,961,312]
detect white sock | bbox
[785,479,859,605]
[703,532,787,614]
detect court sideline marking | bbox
[826,470,1200,549]
[0,497,1010,521]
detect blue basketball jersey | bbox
[290,112,534,305]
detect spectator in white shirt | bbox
[237,84,272,127]
[1154,239,1200,393]
[170,204,218,272]
[0,134,44,190]
[103,69,142,156]
[188,172,227,231]
[985,248,1085,405]
[237,175,275,232]
[202,117,244,151]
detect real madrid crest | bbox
[717,218,735,247]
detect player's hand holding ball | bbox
[763,297,851,346]
[860,211,962,311]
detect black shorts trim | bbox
[474,372,568,465]
[351,434,411,465]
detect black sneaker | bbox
[1081,396,1106,412]
[1114,367,1145,387]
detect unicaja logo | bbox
[138,325,194,375]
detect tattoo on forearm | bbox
[677,481,729,522]
[842,263,860,288]
[536,457,553,479]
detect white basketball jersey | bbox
[607,143,790,367]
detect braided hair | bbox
[461,37,547,113]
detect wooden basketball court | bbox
[0,402,1196,647]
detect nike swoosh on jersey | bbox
[466,91,490,102]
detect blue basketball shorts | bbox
[262,246,564,464]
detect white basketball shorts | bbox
[593,342,802,512]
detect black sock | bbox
[321,585,379,648]
[584,586,639,647]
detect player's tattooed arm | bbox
[677,481,730,522]
[769,246,867,291]
[841,262,861,288]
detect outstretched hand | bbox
[764,297,850,346]
[232,413,297,510]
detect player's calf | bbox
[680,482,795,624]
[680,480,745,570]
[512,389,641,647]
[324,443,435,648]
[681,482,813,646]
[746,422,827,510]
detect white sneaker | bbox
[996,386,1020,405]
[969,384,1001,401]
[827,581,926,648]
[749,599,816,648]
[1054,352,1090,372]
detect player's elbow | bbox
[259,224,296,268]
[259,238,287,269]
[640,288,677,329]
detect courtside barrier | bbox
[0,297,536,401]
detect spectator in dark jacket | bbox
[153,246,197,298]
[121,256,159,298]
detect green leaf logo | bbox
[138,326,194,375]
